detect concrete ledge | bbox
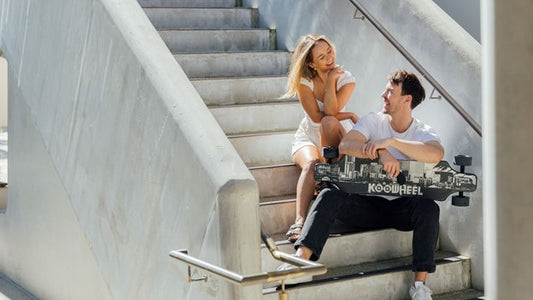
[0,272,38,300]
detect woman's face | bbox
[309,40,336,71]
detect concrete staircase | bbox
[139,0,483,299]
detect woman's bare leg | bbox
[288,146,321,241]
[320,116,345,148]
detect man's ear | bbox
[404,94,413,106]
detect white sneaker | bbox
[276,262,313,285]
[409,281,433,300]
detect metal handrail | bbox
[169,231,326,299]
[169,248,326,286]
[348,0,482,137]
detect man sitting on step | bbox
[284,70,444,300]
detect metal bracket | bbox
[353,8,365,20]
[187,265,208,282]
[181,250,208,283]
[430,88,442,100]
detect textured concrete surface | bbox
[0,0,260,299]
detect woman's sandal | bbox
[286,223,303,243]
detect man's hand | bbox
[362,138,390,160]
[378,150,401,178]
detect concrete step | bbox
[143,8,258,30]
[262,229,414,272]
[259,195,296,235]
[433,288,484,300]
[174,51,290,78]
[229,131,294,166]
[192,76,288,106]
[250,163,299,198]
[210,101,302,135]
[159,29,276,53]
[138,0,237,8]
[263,252,471,300]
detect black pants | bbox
[294,188,440,273]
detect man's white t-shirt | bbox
[351,112,441,200]
[351,112,441,160]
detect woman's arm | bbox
[297,84,324,123]
[334,111,359,123]
[323,68,355,115]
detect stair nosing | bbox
[248,162,296,170]
[210,99,297,109]
[173,50,289,55]
[143,7,254,11]
[158,28,272,33]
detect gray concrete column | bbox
[483,0,533,298]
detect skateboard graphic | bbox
[314,147,477,206]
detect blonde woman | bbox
[284,34,359,242]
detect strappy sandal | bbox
[286,223,303,243]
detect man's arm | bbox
[339,130,403,177]
[338,130,372,158]
[364,138,444,163]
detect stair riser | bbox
[192,76,288,106]
[160,30,276,53]
[260,201,295,235]
[229,133,294,166]
[138,0,237,8]
[211,103,302,135]
[262,229,414,271]
[175,52,290,78]
[251,165,300,198]
[144,8,257,30]
[263,259,470,300]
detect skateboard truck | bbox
[451,155,472,207]
[322,146,339,163]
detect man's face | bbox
[380,81,407,115]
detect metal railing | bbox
[169,231,327,300]
[349,0,482,137]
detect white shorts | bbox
[291,118,353,157]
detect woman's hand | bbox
[350,112,359,123]
[326,65,344,82]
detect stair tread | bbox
[191,74,287,81]
[144,7,252,10]
[210,99,297,109]
[263,250,466,291]
[158,28,272,32]
[259,194,296,205]
[227,129,296,139]
[174,50,289,55]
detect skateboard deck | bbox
[314,155,477,201]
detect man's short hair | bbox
[388,70,426,109]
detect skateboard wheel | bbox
[454,155,472,166]
[322,147,339,160]
[452,195,470,207]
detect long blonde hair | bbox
[282,34,336,98]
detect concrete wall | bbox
[0,55,6,128]
[244,0,483,289]
[483,0,533,298]
[0,0,261,299]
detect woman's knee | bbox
[301,158,320,174]
[321,116,340,131]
